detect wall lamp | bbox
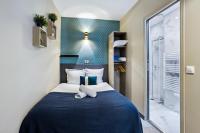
[84,32,89,40]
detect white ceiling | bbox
[53,0,138,20]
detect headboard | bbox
[60,64,108,83]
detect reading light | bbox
[84,32,89,40]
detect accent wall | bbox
[61,17,120,65]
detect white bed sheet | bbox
[51,82,114,93]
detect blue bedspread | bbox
[20,91,143,133]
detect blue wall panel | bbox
[61,17,120,65]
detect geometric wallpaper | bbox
[60,17,120,65]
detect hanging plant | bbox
[48,13,58,23]
[33,14,48,28]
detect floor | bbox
[149,100,180,133]
[142,119,160,133]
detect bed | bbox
[19,83,143,133]
[20,64,143,133]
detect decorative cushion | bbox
[80,76,86,85]
[85,68,104,84]
[80,76,97,85]
[88,76,97,85]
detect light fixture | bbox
[84,32,89,40]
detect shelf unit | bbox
[108,32,127,95]
[47,21,56,40]
[32,26,47,48]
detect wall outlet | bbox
[186,66,195,75]
[84,60,90,64]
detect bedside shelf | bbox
[60,55,79,57]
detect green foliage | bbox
[48,13,58,23]
[33,14,48,28]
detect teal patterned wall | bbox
[61,17,120,65]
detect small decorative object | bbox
[47,13,57,40]
[33,14,48,47]
[84,32,89,40]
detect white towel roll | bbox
[113,40,128,48]
[75,91,87,99]
[80,85,97,98]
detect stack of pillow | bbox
[65,68,104,98]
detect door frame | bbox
[144,0,181,132]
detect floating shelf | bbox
[60,55,79,57]
[47,21,56,40]
[32,26,47,48]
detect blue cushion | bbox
[80,76,97,85]
[88,76,97,85]
[80,76,85,85]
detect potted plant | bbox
[33,14,48,47]
[33,14,48,28]
[48,13,58,23]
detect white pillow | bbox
[85,68,104,84]
[65,69,85,84]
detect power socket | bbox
[84,60,90,64]
[186,66,195,75]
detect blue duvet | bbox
[20,91,143,133]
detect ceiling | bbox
[53,0,138,20]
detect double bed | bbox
[19,65,143,133]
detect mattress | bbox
[51,82,114,93]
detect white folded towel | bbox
[80,85,97,98]
[75,91,87,99]
[113,40,128,48]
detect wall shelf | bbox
[60,55,79,57]
[32,26,47,48]
[47,21,56,40]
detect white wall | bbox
[0,0,61,132]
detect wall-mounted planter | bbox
[47,21,56,40]
[32,26,47,48]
